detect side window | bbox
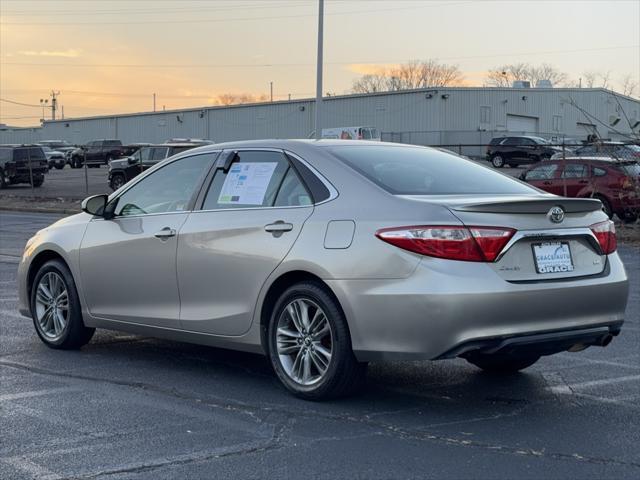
[139,148,153,161]
[521,138,535,146]
[14,149,28,161]
[561,164,589,178]
[503,137,518,146]
[593,167,607,177]
[525,164,558,181]
[151,147,169,161]
[274,168,312,206]
[202,151,291,210]
[362,128,372,140]
[112,153,214,217]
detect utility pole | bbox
[61,105,65,119]
[314,0,324,140]
[270,82,273,102]
[153,93,156,112]
[50,90,60,120]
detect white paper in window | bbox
[218,162,278,205]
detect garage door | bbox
[507,115,539,134]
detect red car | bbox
[520,157,640,222]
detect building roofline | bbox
[31,86,639,126]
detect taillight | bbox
[375,225,515,262]
[590,220,617,254]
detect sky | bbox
[1,0,639,126]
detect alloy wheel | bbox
[276,298,333,386]
[35,272,69,340]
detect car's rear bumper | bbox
[327,252,628,361]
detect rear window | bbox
[29,147,46,160]
[328,145,536,195]
[489,137,504,145]
[616,163,640,177]
[0,148,11,162]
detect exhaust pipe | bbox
[568,334,614,352]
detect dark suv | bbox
[486,136,561,168]
[68,139,124,168]
[108,142,205,190]
[0,145,48,188]
[520,157,640,222]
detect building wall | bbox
[2,88,638,154]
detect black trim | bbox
[285,152,330,203]
[436,321,623,360]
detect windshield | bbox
[328,145,536,195]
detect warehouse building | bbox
[1,87,639,157]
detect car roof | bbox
[545,156,638,163]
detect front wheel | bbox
[31,176,44,187]
[110,174,125,191]
[31,259,95,349]
[466,353,540,374]
[491,155,505,168]
[267,282,367,400]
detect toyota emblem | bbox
[548,206,565,223]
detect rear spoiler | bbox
[451,198,602,214]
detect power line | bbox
[3,45,637,69]
[0,98,42,108]
[0,2,473,26]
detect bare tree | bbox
[351,59,464,93]
[619,74,638,97]
[486,63,568,87]
[215,93,268,105]
[582,70,612,89]
[352,74,388,93]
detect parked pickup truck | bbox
[0,144,48,188]
[68,139,125,168]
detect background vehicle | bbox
[486,135,561,168]
[68,139,124,168]
[555,141,640,161]
[108,141,208,190]
[18,141,628,400]
[41,146,66,170]
[37,140,76,157]
[311,126,380,141]
[0,144,48,188]
[520,157,640,221]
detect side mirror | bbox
[519,172,526,181]
[81,194,108,217]
[127,156,137,165]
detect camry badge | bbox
[549,206,565,223]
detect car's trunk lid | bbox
[401,194,607,281]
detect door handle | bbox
[578,179,589,184]
[265,221,293,236]
[543,181,552,185]
[154,227,176,239]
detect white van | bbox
[317,126,381,141]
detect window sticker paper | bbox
[218,162,278,205]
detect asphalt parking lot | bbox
[1,210,639,479]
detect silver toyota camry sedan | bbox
[17,140,629,399]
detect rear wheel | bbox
[466,353,540,373]
[0,168,6,189]
[491,155,505,168]
[31,259,95,349]
[267,282,367,400]
[31,176,44,187]
[54,163,64,170]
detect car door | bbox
[559,162,590,197]
[517,137,538,163]
[79,152,216,327]
[500,137,518,164]
[522,162,562,194]
[177,149,314,336]
[85,141,101,162]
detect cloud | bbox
[18,49,82,58]
[347,63,399,76]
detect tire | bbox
[466,353,540,374]
[594,195,613,219]
[30,259,95,350]
[620,211,638,224]
[73,157,82,169]
[491,155,505,168]
[267,281,367,400]
[110,174,126,191]
[31,176,44,188]
[54,164,64,170]
[0,168,6,189]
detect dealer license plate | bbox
[532,242,574,274]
